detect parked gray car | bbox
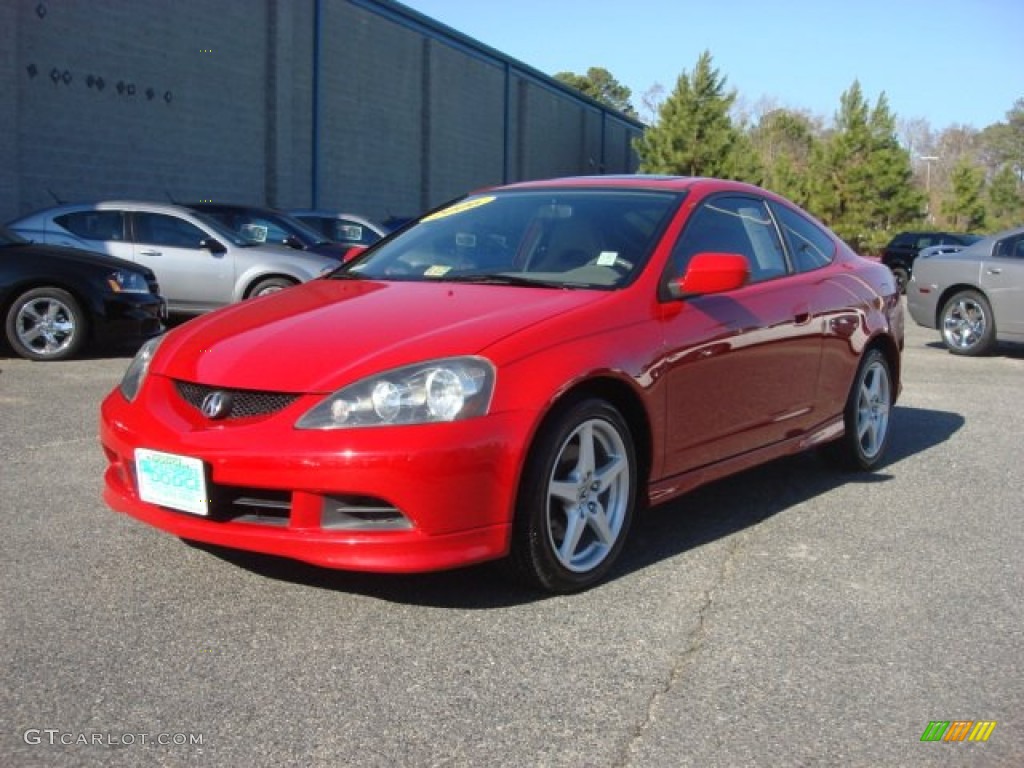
[6,202,337,314]
[907,225,1024,355]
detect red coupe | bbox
[100,176,903,593]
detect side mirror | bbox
[284,235,305,250]
[669,252,749,299]
[201,238,227,254]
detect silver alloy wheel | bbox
[15,295,77,357]
[544,418,631,573]
[855,359,891,460]
[942,296,987,351]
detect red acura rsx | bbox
[100,176,903,593]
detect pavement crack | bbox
[614,537,743,768]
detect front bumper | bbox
[98,293,166,347]
[100,375,532,573]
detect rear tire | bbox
[508,399,637,593]
[822,349,893,471]
[940,289,996,356]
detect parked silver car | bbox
[7,202,337,314]
[907,225,1024,355]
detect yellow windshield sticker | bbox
[424,265,453,277]
[422,196,496,222]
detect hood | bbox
[154,278,605,392]
[5,241,149,274]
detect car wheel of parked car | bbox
[890,266,909,295]
[823,349,893,471]
[509,399,637,593]
[5,287,87,361]
[940,289,996,356]
[248,277,296,298]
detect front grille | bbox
[175,380,300,420]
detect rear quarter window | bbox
[771,203,835,272]
[54,211,125,241]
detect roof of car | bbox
[25,200,207,215]
[492,175,772,197]
[186,203,284,214]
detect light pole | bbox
[919,155,938,223]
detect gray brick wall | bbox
[2,0,642,225]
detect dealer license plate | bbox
[135,449,209,516]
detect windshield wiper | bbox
[436,273,571,289]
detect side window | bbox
[134,213,208,249]
[54,211,124,241]
[669,196,787,283]
[771,202,836,272]
[994,234,1024,259]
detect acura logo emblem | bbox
[200,391,232,420]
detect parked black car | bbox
[881,231,983,293]
[186,203,351,260]
[1,226,164,361]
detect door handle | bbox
[986,268,1002,275]
[139,249,162,257]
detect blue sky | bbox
[401,0,1023,131]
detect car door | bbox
[659,195,823,476]
[984,233,1024,336]
[130,212,234,310]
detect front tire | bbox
[940,289,996,356]
[509,399,637,593]
[823,349,893,471]
[248,277,296,298]
[4,287,87,361]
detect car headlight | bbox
[107,269,151,293]
[119,335,164,402]
[296,357,495,429]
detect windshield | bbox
[342,189,681,289]
[187,211,257,247]
[212,209,328,247]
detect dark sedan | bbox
[1,226,164,361]
[186,203,351,260]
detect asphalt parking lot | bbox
[1,309,1021,767]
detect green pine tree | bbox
[942,159,987,231]
[807,82,923,252]
[987,164,1023,230]
[635,51,761,182]
[553,67,637,118]
[750,109,818,206]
